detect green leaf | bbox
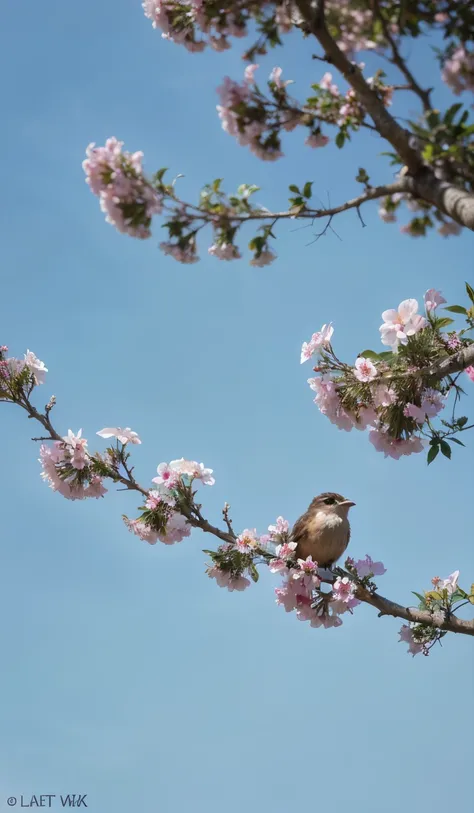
[359,350,381,361]
[470,583,474,597]
[249,563,260,583]
[450,437,465,446]
[412,591,427,606]
[335,131,345,149]
[435,317,454,328]
[444,305,468,315]
[427,445,439,465]
[444,103,463,125]
[466,282,474,305]
[154,167,168,183]
[289,184,300,194]
[458,416,468,427]
[378,351,394,360]
[303,181,313,199]
[440,440,452,459]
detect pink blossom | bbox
[208,243,241,261]
[63,429,88,471]
[83,138,162,239]
[444,333,461,350]
[399,625,424,656]
[97,427,141,445]
[308,376,355,432]
[168,458,215,486]
[250,249,277,267]
[331,577,360,610]
[379,206,396,223]
[269,66,292,89]
[24,350,48,385]
[300,323,334,363]
[319,72,339,96]
[353,555,386,579]
[465,366,474,382]
[354,356,378,383]
[372,384,396,408]
[354,406,377,430]
[379,299,427,350]
[207,566,251,592]
[424,289,447,312]
[159,241,199,264]
[86,476,108,499]
[244,63,259,83]
[437,570,460,596]
[159,512,191,544]
[268,516,290,538]
[236,528,259,553]
[123,516,159,544]
[305,133,329,148]
[39,443,106,501]
[152,462,179,489]
[369,428,425,459]
[442,46,474,96]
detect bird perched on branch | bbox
[292,492,355,568]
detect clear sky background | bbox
[0,2,473,811]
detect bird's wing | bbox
[291,513,308,545]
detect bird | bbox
[291,492,356,568]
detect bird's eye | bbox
[323,497,336,505]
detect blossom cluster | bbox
[442,45,474,96]
[83,138,162,238]
[216,66,394,160]
[302,289,473,460]
[123,457,214,545]
[399,569,471,656]
[0,347,48,388]
[206,513,386,629]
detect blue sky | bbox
[0,2,473,811]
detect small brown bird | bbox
[292,492,355,568]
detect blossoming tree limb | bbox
[1,330,473,657]
[84,1,474,262]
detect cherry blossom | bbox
[24,350,48,385]
[424,289,447,312]
[97,427,142,445]
[153,462,180,489]
[399,625,424,657]
[236,528,259,553]
[250,249,277,267]
[353,555,386,579]
[379,299,427,350]
[300,323,334,363]
[354,356,378,383]
[368,428,425,459]
[208,243,241,261]
[207,566,251,592]
[331,577,360,610]
[465,366,474,382]
[63,429,88,471]
[437,570,460,595]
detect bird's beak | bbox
[340,500,356,507]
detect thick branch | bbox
[357,585,474,636]
[295,0,422,172]
[426,343,474,378]
[408,170,474,231]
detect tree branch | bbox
[4,384,473,639]
[294,0,422,173]
[426,343,474,378]
[372,0,432,112]
[356,585,474,636]
[408,170,474,231]
[181,181,408,225]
